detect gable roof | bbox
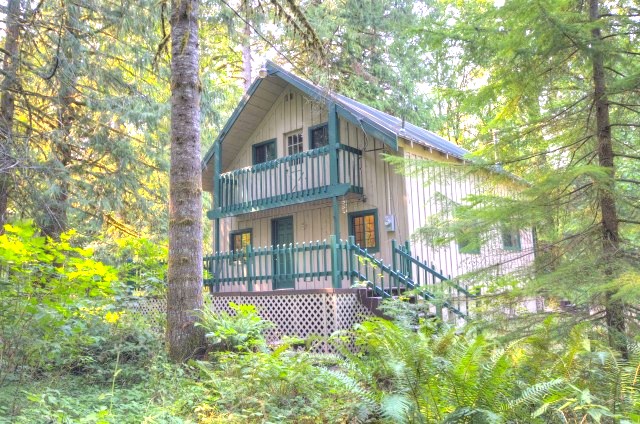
[202,61,468,192]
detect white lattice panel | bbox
[127,291,371,352]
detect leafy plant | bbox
[196,302,273,352]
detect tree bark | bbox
[167,0,205,361]
[0,0,21,232]
[589,0,627,358]
[41,5,77,240]
[241,0,252,91]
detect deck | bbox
[208,144,363,218]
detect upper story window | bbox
[286,130,303,156]
[501,227,521,251]
[349,209,379,252]
[253,139,276,165]
[309,123,328,149]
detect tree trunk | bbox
[0,0,21,232]
[241,0,252,91]
[589,0,627,358]
[40,3,79,240]
[167,0,205,362]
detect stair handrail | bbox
[393,246,476,299]
[348,242,468,319]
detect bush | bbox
[196,302,273,352]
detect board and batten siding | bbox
[402,143,535,280]
[212,85,412,292]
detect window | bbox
[309,123,328,149]
[286,130,303,156]
[456,227,481,254]
[253,139,276,165]
[349,210,379,252]
[285,130,303,165]
[230,229,252,252]
[501,227,521,251]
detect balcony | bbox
[208,144,363,218]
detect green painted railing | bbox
[203,235,474,319]
[215,144,362,217]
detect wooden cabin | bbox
[200,62,535,335]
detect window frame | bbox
[308,122,329,150]
[229,228,252,252]
[252,139,276,165]
[348,209,380,253]
[455,227,481,255]
[285,129,304,156]
[501,227,522,251]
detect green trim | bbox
[229,228,252,252]
[308,122,329,150]
[207,184,354,219]
[202,75,266,166]
[332,196,341,240]
[348,209,380,253]
[252,138,276,165]
[335,104,398,151]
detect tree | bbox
[165,0,323,360]
[0,0,22,232]
[412,0,640,353]
[166,0,205,361]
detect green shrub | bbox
[194,347,369,423]
[196,302,273,352]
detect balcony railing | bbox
[210,144,362,217]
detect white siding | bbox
[403,145,535,279]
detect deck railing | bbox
[203,236,475,319]
[217,144,362,215]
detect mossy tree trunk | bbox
[167,0,205,362]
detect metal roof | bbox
[202,61,469,192]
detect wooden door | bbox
[272,216,294,289]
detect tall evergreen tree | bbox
[167,0,205,361]
[413,0,640,352]
[0,0,22,232]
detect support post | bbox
[328,102,342,239]
[391,239,398,291]
[213,141,222,254]
[330,234,340,288]
[348,235,356,286]
[246,244,253,292]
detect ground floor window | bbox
[501,227,521,251]
[230,229,252,252]
[349,209,379,252]
[456,228,481,254]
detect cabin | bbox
[200,62,535,342]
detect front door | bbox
[272,216,294,289]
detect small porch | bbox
[203,236,475,320]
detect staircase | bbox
[348,240,475,321]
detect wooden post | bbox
[246,244,253,292]
[391,239,398,292]
[328,102,342,240]
[213,141,221,254]
[347,235,355,286]
[330,235,340,288]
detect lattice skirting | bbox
[127,289,371,352]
